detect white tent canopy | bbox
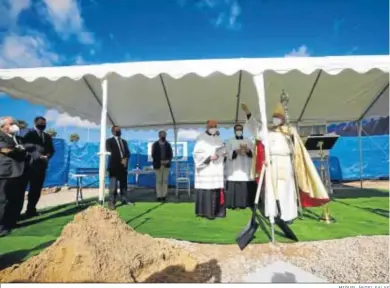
[1,55,389,243]
[0,55,389,130]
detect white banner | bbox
[147,141,188,162]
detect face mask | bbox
[272,117,282,126]
[114,131,121,137]
[9,124,20,134]
[208,128,217,135]
[160,136,166,141]
[235,131,243,137]
[36,124,46,131]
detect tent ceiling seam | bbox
[297,70,322,123]
[234,70,243,123]
[358,83,389,121]
[82,76,116,126]
[159,74,176,129]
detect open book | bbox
[215,145,227,157]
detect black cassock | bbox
[195,188,226,220]
[225,180,257,209]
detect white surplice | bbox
[245,115,298,222]
[226,137,253,182]
[193,132,224,190]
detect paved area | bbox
[22,187,194,212]
[243,261,327,283]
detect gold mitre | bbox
[272,102,285,118]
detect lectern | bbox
[305,134,339,224]
[305,134,339,194]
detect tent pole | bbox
[98,77,109,205]
[358,120,363,190]
[253,73,276,244]
[174,127,179,197]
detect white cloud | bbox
[0,32,60,68]
[285,45,310,57]
[40,0,95,45]
[44,109,98,129]
[8,0,31,21]
[227,1,241,29]
[184,0,241,30]
[0,0,31,28]
[74,55,86,65]
[177,129,201,140]
[347,46,359,55]
[212,0,242,30]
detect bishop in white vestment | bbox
[244,103,297,223]
[225,124,257,209]
[244,102,330,223]
[268,104,298,223]
[193,120,226,219]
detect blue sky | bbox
[0,0,389,142]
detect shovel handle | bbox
[254,163,265,206]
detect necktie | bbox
[39,131,44,143]
[118,138,124,157]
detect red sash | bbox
[220,189,225,205]
[255,140,265,183]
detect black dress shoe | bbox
[0,226,10,237]
[25,210,39,218]
[108,202,116,210]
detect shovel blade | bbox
[236,217,259,251]
[275,218,299,242]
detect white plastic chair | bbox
[175,162,191,197]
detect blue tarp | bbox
[43,136,389,188]
[44,139,68,187]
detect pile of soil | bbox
[0,206,219,283]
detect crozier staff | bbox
[193,120,226,220]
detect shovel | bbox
[236,165,266,250]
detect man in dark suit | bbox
[23,116,55,218]
[151,130,173,202]
[106,126,130,210]
[0,117,29,236]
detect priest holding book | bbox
[225,124,256,209]
[193,120,226,220]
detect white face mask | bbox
[208,128,217,135]
[235,131,243,137]
[272,117,282,127]
[9,124,20,135]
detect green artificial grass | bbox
[0,188,388,269]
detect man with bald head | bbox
[193,120,226,219]
[0,117,29,236]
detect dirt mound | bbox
[0,206,216,283]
